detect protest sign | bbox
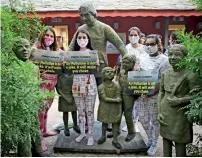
[31,49,64,74]
[127,70,159,95]
[64,50,98,74]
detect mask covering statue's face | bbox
[77,33,89,48]
[129,35,140,44]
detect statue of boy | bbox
[68,2,127,86]
[158,44,200,157]
[56,73,80,136]
[97,67,122,149]
[14,38,46,157]
[119,53,139,142]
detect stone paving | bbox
[45,95,201,157]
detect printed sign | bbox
[64,50,98,74]
[127,70,159,95]
[31,49,64,74]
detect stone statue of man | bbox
[158,44,200,157]
[13,38,46,157]
[97,67,122,149]
[68,2,128,86]
[119,53,139,142]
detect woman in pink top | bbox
[33,26,59,151]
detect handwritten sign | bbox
[31,49,64,74]
[64,50,98,74]
[127,70,159,95]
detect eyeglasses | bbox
[145,43,156,46]
[77,36,87,40]
[129,34,138,37]
[45,34,54,38]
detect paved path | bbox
[45,95,201,157]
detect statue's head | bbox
[14,38,31,62]
[122,54,136,71]
[168,44,188,67]
[79,3,97,27]
[102,67,115,81]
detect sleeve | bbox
[188,73,201,95]
[159,57,171,79]
[115,84,122,98]
[105,25,127,58]
[68,30,78,51]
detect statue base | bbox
[54,121,148,154]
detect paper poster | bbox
[127,70,159,95]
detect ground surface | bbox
[45,95,201,157]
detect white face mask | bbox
[77,39,88,48]
[129,36,140,44]
[146,45,158,55]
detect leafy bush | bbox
[1,1,54,155]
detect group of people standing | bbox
[15,2,198,157]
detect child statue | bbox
[119,53,139,142]
[56,73,80,136]
[97,67,122,149]
[158,44,200,157]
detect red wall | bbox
[44,16,202,67]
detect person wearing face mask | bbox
[138,34,171,156]
[121,27,148,133]
[32,26,60,151]
[71,29,98,146]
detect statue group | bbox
[15,2,200,157]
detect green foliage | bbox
[1,1,55,155]
[190,0,202,11]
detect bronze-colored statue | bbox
[56,73,80,136]
[68,2,127,86]
[119,53,139,142]
[13,38,44,157]
[97,67,122,149]
[158,44,200,157]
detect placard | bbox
[31,49,64,74]
[64,50,98,74]
[127,70,159,95]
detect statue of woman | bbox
[97,67,122,149]
[158,44,200,157]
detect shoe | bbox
[147,144,158,156]
[64,128,70,136]
[125,132,136,142]
[43,131,57,137]
[75,134,86,143]
[122,126,128,132]
[87,136,94,146]
[97,136,106,144]
[112,141,122,149]
[73,125,80,134]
